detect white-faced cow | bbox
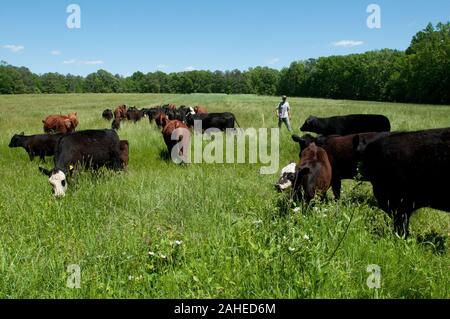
[39,129,124,197]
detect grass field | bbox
[0,93,449,299]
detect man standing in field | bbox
[275,95,292,131]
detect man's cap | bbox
[282,95,287,99]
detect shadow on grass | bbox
[417,231,448,255]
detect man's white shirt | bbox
[278,102,290,119]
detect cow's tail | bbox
[234,116,242,129]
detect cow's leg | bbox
[393,200,414,238]
[28,152,35,162]
[331,177,341,200]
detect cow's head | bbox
[275,162,297,192]
[292,134,316,156]
[300,116,316,132]
[39,168,68,197]
[8,132,25,148]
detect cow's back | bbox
[55,129,121,169]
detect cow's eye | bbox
[61,180,66,187]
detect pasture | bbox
[0,93,449,298]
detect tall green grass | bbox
[0,94,448,298]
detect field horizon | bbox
[0,93,449,298]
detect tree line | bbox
[0,22,448,104]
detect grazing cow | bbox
[186,112,240,132]
[39,129,124,197]
[126,108,144,123]
[119,140,129,168]
[102,109,114,121]
[161,119,191,163]
[194,106,208,114]
[300,114,391,136]
[155,112,167,128]
[292,132,390,199]
[275,162,297,192]
[143,108,161,123]
[43,113,78,134]
[356,128,450,237]
[114,105,127,120]
[112,118,121,130]
[9,132,63,162]
[293,142,332,203]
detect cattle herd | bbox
[276,114,450,238]
[8,103,242,197]
[8,105,450,239]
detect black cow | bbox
[126,108,145,123]
[300,114,391,136]
[39,129,123,197]
[9,132,63,162]
[292,132,390,199]
[102,109,113,121]
[356,128,450,237]
[186,112,240,132]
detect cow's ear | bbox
[292,135,302,143]
[39,167,52,177]
[20,132,24,136]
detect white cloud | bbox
[184,66,196,71]
[81,60,104,65]
[267,57,280,65]
[332,40,364,48]
[2,44,25,53]
[63,59,77,64]
[156,64,167,69]
[62,59,104,65]
[51,50,62,56]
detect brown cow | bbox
[114,105,127,120]
[112,117,121,130]
[292,132,390,199]
[119,140,129,168]
[194,106,208,114]
[162,119,190,163]
[42,113,78,134]
[155,112,167,128]
[293,142,332,203]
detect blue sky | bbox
[0,0,449,76]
